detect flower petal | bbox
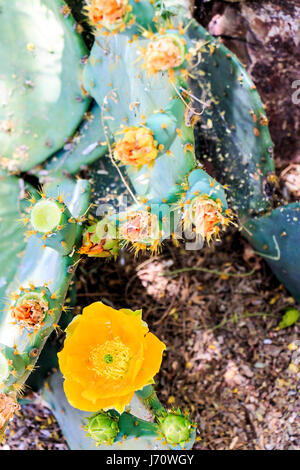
[135,332,166,390]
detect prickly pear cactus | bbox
[0,171,37,313]
[78,0,233,256]
[1,0,298,453]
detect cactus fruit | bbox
[0,0,90,172]
[85,411,120,446]
[158,410,195,447]
[28,197,77,255]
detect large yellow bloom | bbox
[58,302,166,413]
[113,127,158,168]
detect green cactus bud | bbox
[85,412,119,446]
[159,412,193,446]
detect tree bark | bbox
[196,0,300,165]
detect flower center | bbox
[89,338,130,380]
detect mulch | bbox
[2,229,299,450]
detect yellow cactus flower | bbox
[143,35,185,74]
[58,302,166,413]
[113,127,158,168]
[85,0,131,31]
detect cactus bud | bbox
[85,412,119,446]
[159,412,193,446]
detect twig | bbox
[101,90,139,205]
[210,312,279,331]
[160,266,257,278]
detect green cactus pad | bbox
[186,21,275,219]
[0,171,37,314]
[0,352,9,383]
[45,103,107,175]
[82,34,196,205]
[243,203,300,302]
[0,0,90,172]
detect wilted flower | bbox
[0,394,20,429]
[114,127,158,168]
[143,35,185,74]
[185,196,231,242]
[85,0,130,29]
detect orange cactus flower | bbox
[113,127,158,168]
[143,35,185,74]
[0,394,20,429]
[58,302,166,412]
[85,0,131,30]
